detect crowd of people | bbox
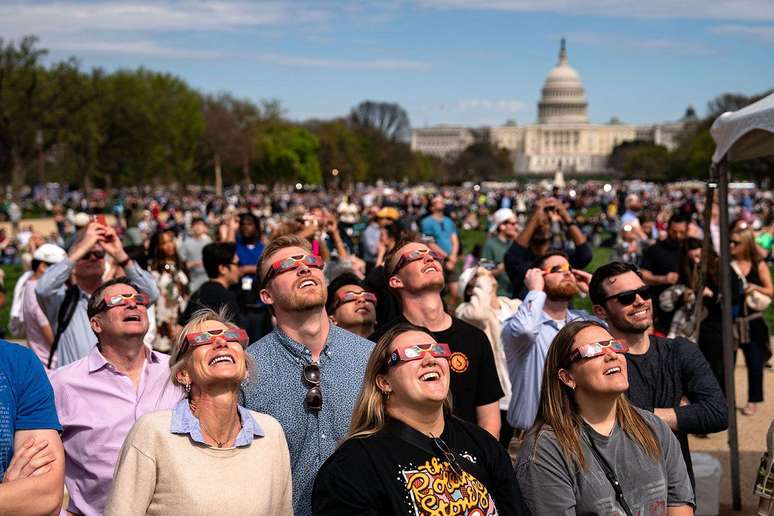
[0,179,772,515]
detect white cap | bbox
[73,212,91,228]
[458,267,477,298]
[33,243,67,264]
[489,208,517,233]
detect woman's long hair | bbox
[348,323,453,440]
[533,320,661,469]
[732,228,761,265]
[678,237,719,291]
[148,229,187,275]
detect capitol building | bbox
[411,39,684,175]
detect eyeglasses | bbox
[543,263,571,275]
[603,285,651,306]
[569,339,629,363]
[303,363,322,411]
[185,328,249,348]
[81,249,106,260]
[332,290,377,311]
[391,248,444,275]
[101,292,149,311]
[387,342,451,367]
[430,434,464,478]
[262,254,324,286]
[502,220,517,226]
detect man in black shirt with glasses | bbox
[589,261,728,488]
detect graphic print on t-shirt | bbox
[448,352,469,373]
[400,455,498,515]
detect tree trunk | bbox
[214,153,223,196]
[10,151,26,203]
[241,158,251,189]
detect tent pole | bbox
[717,157,742,510]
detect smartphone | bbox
[94,215,114,242]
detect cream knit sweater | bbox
[104,409,292,516]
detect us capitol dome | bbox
[411,39,685,175]
[538,38,589,124]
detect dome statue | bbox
[538,38,589,124]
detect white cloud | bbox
[0,1,326,37]
[711,24,774,42]
[416,0,774,21]
[566,32,713,55]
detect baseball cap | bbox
[33,243,67,264]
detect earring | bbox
[184,383,191,394]
[383,390,391,401]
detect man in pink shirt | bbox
[23,243,68,368]
[49,277,183,516]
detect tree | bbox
[254,123,321,186]
[349,101,411,142]
[0,36,95,199]
[308,119,368,186]
[447,142,514,183]
[608,140,671,180]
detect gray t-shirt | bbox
[178,235,211,293]
[516,408,694,515]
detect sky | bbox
[3,0,774,128]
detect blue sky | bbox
[4,0,773,127]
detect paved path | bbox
[690,350,773,515]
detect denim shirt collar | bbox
[170,398,264,447]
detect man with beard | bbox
[36,221,159,367]
[504,197,592,299]
[589,261,727,489]
[369,239,504,440]
[501,251,596,439]
[325,272,377,338]
[241,235,373,516]
[640,214,689,335]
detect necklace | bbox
[190,401,241,448]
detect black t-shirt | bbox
[179,280,242,326]
[625,335,728,491]
[369,316,504,424]
[313,415,529,516]
[640,239,682,333]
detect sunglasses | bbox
[82,249,106,260]
[387,342,451,368]
[101,292,149,310]
[332,290,377,311]
[430,433,464,478]
[391,248,444,275]
[569,339,629,363]
[184,328,249,349]
[603,285,651,306]
[543,263,571,275]
[262,254,324,286]
[303,363,322,411]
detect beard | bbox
[607,308,651,334]
[273,284,327,312]
[545,279,578,301]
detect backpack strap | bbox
[48,284,81,368]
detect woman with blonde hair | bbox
[313,323,527,515]
[730,227,773,416]
[105,308,292,515]
[516,320,694,515]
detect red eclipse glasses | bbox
[262,254,324,286]
[185,328,249,348]
[332,290,377,311]
[391,248,444,275]
[569,339,629,363]
[102,292,149,309]
[387,342,451,368]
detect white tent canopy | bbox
[711,92,774,163]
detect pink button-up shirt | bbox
[49,345,184,516]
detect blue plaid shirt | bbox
[241,325,373,516]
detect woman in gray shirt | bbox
[516,320,695,516]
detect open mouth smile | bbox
[208,354,236,366]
